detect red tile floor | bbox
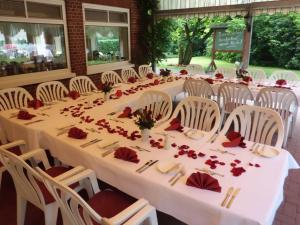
[1,108,300,225]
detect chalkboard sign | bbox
[215,30,244,51]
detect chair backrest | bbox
[172,97,221,133]
[186,64,205,75]
[214,67,236,79]
[0,147,47,208]
[0,87,33,111]
[183,79,214,98]
[101,71,122,85]
[138,65,153,78]
[256,87,298,120]
[121,68,140,82]
[38,169,102,225]
[218,83,254,112]
[269,71,299,85]
[247,68,267,82]
[138,90,172,124]
[36,81,68,103]
[220,105,284,148]
[69,76,97,94]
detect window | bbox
[0,0,69,80]
[83,4,131,73]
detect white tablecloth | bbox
[0,77,298,225]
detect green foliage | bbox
[250,13,300,69]
[96,39,119,55]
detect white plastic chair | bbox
[36,81,69,103]
[69,76,97,94]
[218,83,254,125]
[138,65,153,78]
[183,79,214,99]
[256,87,298,147]
[247,68,267,82]
[0,87,33,111]
[214,67,236,79]
[186,64,205,75]
[269,70,299,85]
[121,68,140,82]
[101,71,123,85]
[0,141,88,225]
[220,105,284,148]
[38,167,158,225]
[171,97,221,139]
[138,90,172,125]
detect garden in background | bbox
[151,13,300,77]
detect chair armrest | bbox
[54,166,85,181]
[1,140,26,151]
[105,199,149,225]
[20,148,51,169]
[61,169,100,194]
[122,205,157,225]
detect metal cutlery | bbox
[196,168,225,177]
[85,128,101,134]
[107,111,118,116]
[226,188,241,208]
[24,119,44,125]
[137,160,159,173]
[109,118,124,124]
[57,124,76,131]
[100,141,119,149]
[80,139,102,148]
[221,187,234,207]
[131,146,151,152]
[208,134,218,144]
[101,148,117,157]
[155,132,175,138]
[37,112,50,117]
[41,107,52,111]
[209,148,236,156]
[170,170,185,186]
[136,160,153,172]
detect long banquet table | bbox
[0,77,299,225]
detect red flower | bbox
[146,73,154,79]
[127,77,137,83]
[180,69,188,75]
[205,78,214,84]
[231,167,246,176]
[243,76,253,83]
[276,79,287,86]
[68,91,80,100]
[153,79,160,85]
[215,73,224,79]
[115,90,123,97]
[28,99,44,109]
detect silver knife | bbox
[136,160,153,172]
[138,160,159,173]
[24,119,44,125]
[80,139,102,148]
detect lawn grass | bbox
[158,56,300,77]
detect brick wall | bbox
[23,0,143,97]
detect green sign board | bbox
[215,30,244,51]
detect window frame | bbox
[82,3,133,75]
[0,0,74,89]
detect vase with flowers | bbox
[101,82,113,101]
[160,68,171,82]
[134,109,156,142]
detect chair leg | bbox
[147,208,158,225]
[44,203,59,225]
[16,193,27,225]
[0,171,2,191]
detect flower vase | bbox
[141,129,150,142]
[104,92,109,101]
[162,76,168,82]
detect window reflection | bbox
[0,22,67,76]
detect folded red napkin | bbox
[146,73,154,79]
[243,76,253,83]
[68,127,87,139]
[215,73,224,79]
[180,69,188,75]
[165,118,184,132]
[68,91,80,100]
[222,131,246,148]
[114,147,139,163]
[17,110,36,120]
[28,99,44,109]
[276,79,287,86]
[186,172,221,192]
[118,107,132,118]
[205,78,214,84]
[153,79,160,85]
[128,77,137,83]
